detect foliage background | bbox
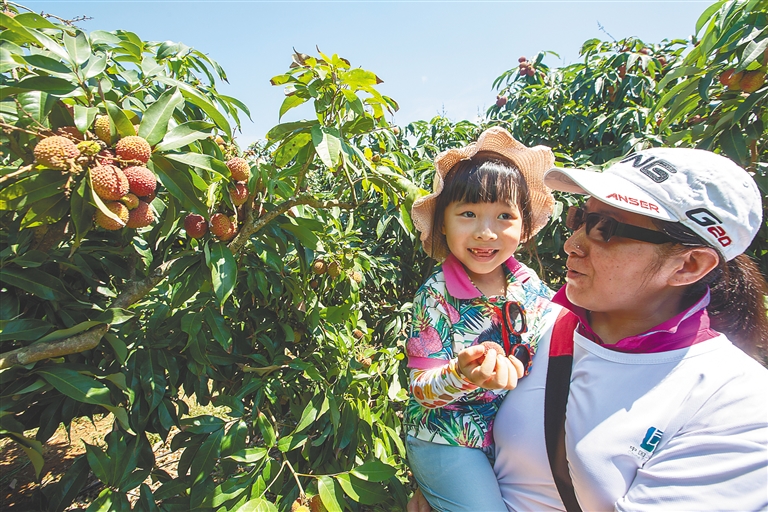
[0,0,766,510]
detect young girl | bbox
[404,127,559,511]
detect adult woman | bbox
[408,147,768,511]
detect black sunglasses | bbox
[565,206,676,244]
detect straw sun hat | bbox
[411,127,556,260]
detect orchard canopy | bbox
[0,0,766,510]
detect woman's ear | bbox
[668,247,720,287]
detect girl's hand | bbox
[457,345,524,390]
[406,488,432,512]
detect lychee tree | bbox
[1,5,418,510]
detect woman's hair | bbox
[654,220,768,358]
[430,152,533,259]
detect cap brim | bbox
[544,167,676,221]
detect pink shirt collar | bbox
[443,253,528,299]
[552,285,719,353]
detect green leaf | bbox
[63,29,91,67]
[6,433,44,479]
[0,268,72,301]
[206,241,237,309]
[85,443,113,485]
[163,152,229,177]
[0,171,67,210]
[350,459,397,482]
[180,415,225,435]
[35,321,104,344]
[318,475,344,512]
[150,156,207,215]
[335,473,389,505]
[266,119,317,142]
[255,412,276,448]
[20,194,69,228]
[155,76,231,135]
[203,307,232,352]
[739,38,768,71]
[294,400,318,433]
[45,455,90,512]
[154,121,215,152]
[277,434,307,452]
[279,94,308,120]
[9,75,78,97]
[36,367,112,406]
[225,447,268,464]
[311,125,341,168]
[190,429,223,485]
[279,219,320,250]
[15,53,71,74]
[139,87,184,146]
[273,132,312,167]
[0,318,52,342]
[82,52,108,80]
[69,176,93,248]
[233,498,278,512]
[719,125,748,165]
[73,105,99,135]
[106,101,137,139]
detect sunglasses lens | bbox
[505,303,526,335]
[565,206,584,231]
[585,213,616,242]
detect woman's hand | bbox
[407,487,432,512]
[457,345,524,390]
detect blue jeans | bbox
[406,435,507,512]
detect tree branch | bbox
[0,325,108,369]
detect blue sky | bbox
[26,1,709,147]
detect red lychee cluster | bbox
[518,56,536,77]
[88,116,157,231]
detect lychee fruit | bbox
[56,126,84,141]
[481,341,505,356]
[496,96,508,107]
[33,136,80,170]
[308,495,327,512]
[392,126,400,136]
[120,193,140,210]
[351,270,363,283]
[352,329,365,340]
[94,201,129,230]
[226,157,250,182]
[91,164,130,201]
[518,56,526,63]
[94,115,111,144]
[210,213,236,241]
[122,165,156,197]
[327,260,341,278]
[312,259,327,275]
[126,200,154,228]
[184,213,208,239]
[115,136,151,164]
[719,69,744,89]
[740,70,765,93]
[231,181,249,206]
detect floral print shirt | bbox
[404,254,554,449]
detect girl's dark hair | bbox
[430,152,533,259]
[654,220,768,358]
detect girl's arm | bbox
[408,360,478,409]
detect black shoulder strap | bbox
[544,309,583,512]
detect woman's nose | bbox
[563,227,587,256]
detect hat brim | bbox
[412,127,555,260]
[544,167,676,221]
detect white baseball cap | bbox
[543,148,763,261]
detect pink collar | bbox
[551,286,719,353]
[443,253,528,299]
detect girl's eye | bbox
[498,212,515,220]
[460,211,475,218]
